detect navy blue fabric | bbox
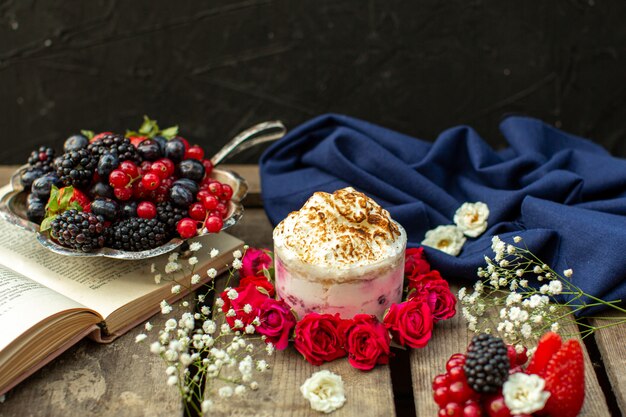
[260,114,626,313]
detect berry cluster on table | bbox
[19,117,233,252]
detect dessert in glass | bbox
[273,187,406,319]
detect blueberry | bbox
[169,185,194,208]
[164,138,186,163]
[27,200,46,223]
[178,159,205,182]
[63,134,89,152]
[137,138,162,161]
[120,201,138,219]
[27,193,43,206]
[91,198,119,221]
[153,136,167,153]
[89,182,115,199]
[97,153,119,177]
[31,173,61,200]
[20,168,44,189]
[173,178,199,195]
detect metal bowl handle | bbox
[210,120,286,166]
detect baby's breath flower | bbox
[234,385,246,396]
[168,252,179,262]
[227,289,239,300]
[207,268,217,279]
[215,298,224,308]
[201,399,213,413]
[171,284,181,294]
[243,304,253,314]
[245,324,255,334]
[210,248,219,258]
[232,258,243,270]
[250,381,259,390]
[218,386,233,398]
[226,308,236,317]
[551,323,559,332]
[188,256,198,266]
[200,306,211,315]
[513,236,522,243]
[154,274,162,284]
[233,249,243,259]
[189,242,202,252]
[160,300,173,314]
[197,294,206,303]
[135,333,147,343]
[145,322,153,331]
[266,343,275,355]
[533,265,542,274]
[564,268,573,278]
[165,262,180,274]
[516,269,524,277]
[548,280,562,295]
[150,341,162,354]
[191,274,201,285]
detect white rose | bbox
[453,201,490,237]
[300,370,346,413]
[421,225,466,256]
[503,373,550,414]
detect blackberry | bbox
[156,201,188,234]
[55,149,98,187]
[27,146,56,173]
[463,333,510,394]
[87,133,141,164]
[106,218,168,251]
[49,210,105,252]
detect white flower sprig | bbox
[459,235,626,348]
[137,245,271,416]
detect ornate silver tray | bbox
[0,120,285,259]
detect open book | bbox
[0,189,243,396]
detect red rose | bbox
[383,300,433,348]
[405,247,431,278]
[407,269,444,288]
[241,247,273,277]
[409,279,456,322]
[256,298,297,350]
[239,275,276,297]
[345,314,392,371]
[220,284,269,328]
[294,313,350,365]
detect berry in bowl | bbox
[0,117,285,259]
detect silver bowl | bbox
[0,165,248,259]
[0,120,286,259]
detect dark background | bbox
[1,0,626,165]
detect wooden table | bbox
[0,165,624,417]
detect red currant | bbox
[150,160,170,179]
[188,202,207,221]
[197,190,211,201]
[201,159,214,176]
[137,201,157,219]
[157,158,175,177]
[140,160,152,174]
[439,410,448,417]
[446,356,466,372]
[448,381,472,404]
[114,186,133,201]
[484,394,511,417]
[185,145,204,160]
[443,402,463,417]
[215,202,228,218]
[462,402,482,417]
[142,172,161,191]
[119,161,139,178]
[205,216,223,233]
[177,218,198,239]
[220,184,233,201]
[109,170,129,188]
[208,182,222,196]
[432,374,450,390]
[201,194,219,210]
[433,387,450,408]
[448,366,466,382]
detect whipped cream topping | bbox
[273,187,404,267]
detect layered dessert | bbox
[273,187,406,319]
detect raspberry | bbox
[464,334,510,394]
[106,218,168,251]
[49,209,105,252]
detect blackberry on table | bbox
[55,149,98,187]
[50,210,105,252]
[106,218,168,251]
[87,133,141,164]
[157,201,188,234]
[27,146,56,173]
[463,333,510,394]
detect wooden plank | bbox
[591,312,626,415]
[410,283,611,416]
[205,209,397,417]
[0,296,192,417]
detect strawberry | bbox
[91,131,113,143]
[537,339,585,417]
[57,187,90,210]
[526,332,562,377]
[129,135,148,148]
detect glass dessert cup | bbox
[274,222,407,320]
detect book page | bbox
[0,216,240,319]
[0,265,85,352]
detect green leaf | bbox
[59,186,74,208]
[40,215,55,232]
[46,186,60,212]
[125,129,140,138]
[81,130,94,140]
[257,286,270,297]
[69,201,83,211]
[138,115,159,136]
[159,125,178,139]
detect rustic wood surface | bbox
[0,164,624,416]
